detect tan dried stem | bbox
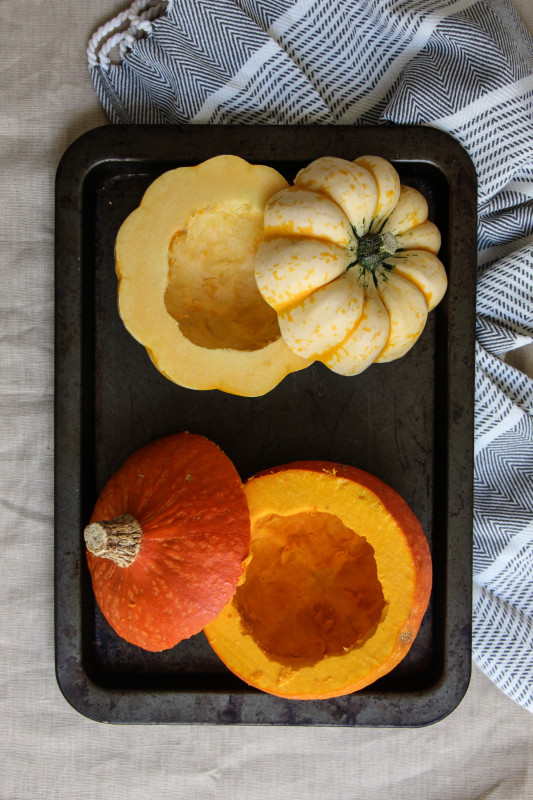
[84,513,142,567]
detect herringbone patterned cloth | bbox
[88,0,533,712]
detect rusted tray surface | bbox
[55,124,476,725]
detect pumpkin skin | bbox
[84,433,250,652]
[115,155,311,397]
[254,155,448,376]
[204,461,432,700]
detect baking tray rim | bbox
[54,123,476,726]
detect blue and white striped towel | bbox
[88,0,533,712]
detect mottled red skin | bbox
[86,433,250,651]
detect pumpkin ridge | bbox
[317,293,377,364]
[272,269,344,315]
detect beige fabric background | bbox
[1,2,532,798]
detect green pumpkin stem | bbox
[348,231,398,286]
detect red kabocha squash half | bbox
[84,433,250,652]
[204,461,432,700]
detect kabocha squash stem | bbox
[84,514,143,567]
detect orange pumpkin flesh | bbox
[204,462,432,699]
[84,433,250,652]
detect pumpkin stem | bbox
[84,514,143,568]
[355,231,398,277]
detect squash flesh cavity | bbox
[234,511,386,662]
[204,463,432,699]
[115,155,312,396]
[165,202,279,351]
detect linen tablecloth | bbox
[1,1,533,798]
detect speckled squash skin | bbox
[255,155,447,376]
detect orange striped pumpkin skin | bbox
[255,155,448,376]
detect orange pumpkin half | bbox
[84,433,250,652]
[204,461,432,699]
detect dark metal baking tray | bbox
[55,124,476,726]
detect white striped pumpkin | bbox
[254,156,447,376]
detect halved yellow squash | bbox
[115,155,312,396]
